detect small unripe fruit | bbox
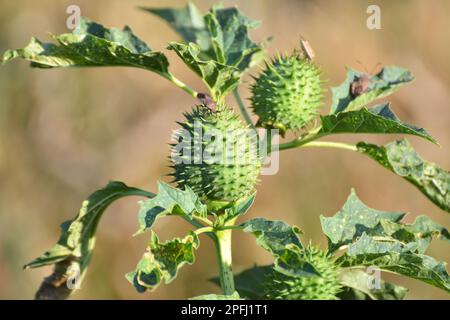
[170,105,261,203]
[264,246,342,300]
[250,53,323,134]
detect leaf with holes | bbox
[338,269,408,300]
[126,231,200,292]
[24,181,152,299]
[241,218,318,277]
[320,189,405,253]
[358,139,450,213]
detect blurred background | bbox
[0,0,449,299]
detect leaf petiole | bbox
[276,126,357,152]
[194,226,215,235]
[300,141,358,152]
[165,72,199,98]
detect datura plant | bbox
[2,2,449,300]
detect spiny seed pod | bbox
[250,53,324,134]
[170,104,261,204]
[264,246,342,300]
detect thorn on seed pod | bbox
[197,93,217,112]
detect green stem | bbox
[276,124,357,153]
[182,216,215,240]
[233,88,255,129]
[166,73,198,98]
[194,226,214,236]
[300,141,358,151]
[277,131,324,151]
[213,219,236,295]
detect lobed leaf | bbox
[357,139,450,212]
[338,269,408,300]
[320,189,405,253]
[24,181,153,299]
[328,189,450,292]
[379,215,450,253]
[141,3,209,51]
[339,251,450,293]
[241,218,303,256]
[203,6,264,71]
[126,231,200,292]
[168,42,240,100]
[319,103,437,144]
[144,3,265,100]
[331,66,414,114]
[241,218,318,277]
[135,181,207,235]
[143,2,264,71]
[2,17,170,76]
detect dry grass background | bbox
[0,0,449,299]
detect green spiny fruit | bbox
[250,53,324,134]
[170,104,261,204]
[264,246,342,300]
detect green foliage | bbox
[319,103,436,144]
[337,269,408,300]
[135,181,207,235]
[324,190,450,292]
[168,42,241,100]
[143,3,264,71]
[227,190,449,300]
[23,182,153,299]
[251,54,323,134]
[331,66,414,113]
[141,3,209,50]
[126,231,200,292]
[341,249,450,292]
[320,189,406,253]
[358,139,450,212]
[3,1,449,300]
[143,2,265,100]
[241,218,304,255]
[2,17,170,77]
